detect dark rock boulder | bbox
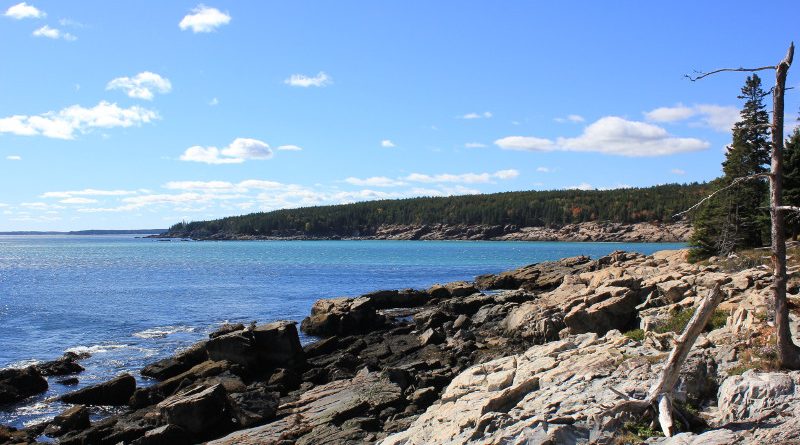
[130,360,232,408]
[206,332,259,368]
[227,383,280,428]
[35,352,85,376]
[205,321,305,371]
[301,297,386,337]
[131,424,189,445]
[60,373,136,406]
[43,405,90,437]
[141,341,209,381]
[209,323,246,339]
[157,383,230,437]
[0,366,48,404]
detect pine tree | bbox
[690,74,771,258]
[784,122,800,239]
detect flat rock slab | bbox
[60,373,136,406]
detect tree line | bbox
[166,183,709,238]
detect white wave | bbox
[65,344,129,355]
[132,325,195,339]
[2,359,40,370]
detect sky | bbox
[1,1,799,231]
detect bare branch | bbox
[685,66,776,81]
[777,206,800,213]
[673,173,771,219]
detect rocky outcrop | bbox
[475,255,595,291]
[206,321,305,370]
[60,373,137,406]
[34,352,86,376]
[0,366,48,404]
[141,341,208,381]
[43,405,90,437]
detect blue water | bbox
[0,235,684,427]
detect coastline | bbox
[4,246,799,444]
[153,220,692,243]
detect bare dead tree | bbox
[681,42,800,369]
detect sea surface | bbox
[0,235,684,428]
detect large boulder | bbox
[60,373,136,406]
[717,371,800,424]
[205,321,305,370]
[475,256,594,291]
[301,297,386,337]
[157,383,230,437]
[0,366,48,404]
[141,341,209,381]
[130,360,233,408]
[43,405,90,437]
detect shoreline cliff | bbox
[4,247,799,445]
[154,221,692,243]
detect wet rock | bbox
[209,323,246,339]
[57,377,80,386]
[44,405,90,437]
[60,373,136,406]
[35,353,85,376]
[0,366,48,405]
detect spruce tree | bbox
[783,121,800,239]
[690,74,771,258]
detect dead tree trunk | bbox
[770,43,800,369]
[684,42,800,369]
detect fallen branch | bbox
[601,284,724,437]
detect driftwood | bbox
[602,283,723,437]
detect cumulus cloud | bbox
[460,111,492,119]
[284,72,332,88]
[344,177,406,187]
[179,138,274,164]
[4,2,44,19]
[276,144,302,151]
[644,103,739,132]
[381,139,395,148]
[495,116,709,157]
[179,5,230,33]
[671,168,686,175]
[554,114,585,123]
[536,167,550,173]
[107,72,172,100]
[32,25,76,41]
[0,101,159,139]
[6,155,21,161]
[567,183,594,191]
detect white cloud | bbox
[179,5,230,33]
[494,136,555,152]
[32,25,76,41]
[644,103,739,132]
[237,180,285,190]
[107,72,172,100]
[381,139,395,148]
[494,169,519,180]
[209,97,219,106]
[344,176,406,187]
[460,111,492,119]
[0,101,159,139]
[555,114,585,123]
[567,183,594,191]
[6,155,21,161]
[164,180,236,191]
[59,197,98,204]
[276,144,302,151]
[464,142,487,148]
[179,138,273,164]
[536,167,550,173]
[495,116,709,157]
[284,72,332,88]
[41,189,139,199]
[671,168,686,175]
[4,2,44,19]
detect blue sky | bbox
[1,1,798,230]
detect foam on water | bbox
[132,325,196,339]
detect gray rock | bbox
[43,405,90,437]
[60,373,136,406]
[158,383,230,435]
[0,366,48,404]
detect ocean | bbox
[0,235,684,428]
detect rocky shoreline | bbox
[3,247,800,444]
[155,221,692,243]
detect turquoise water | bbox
[0,235,684,427]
